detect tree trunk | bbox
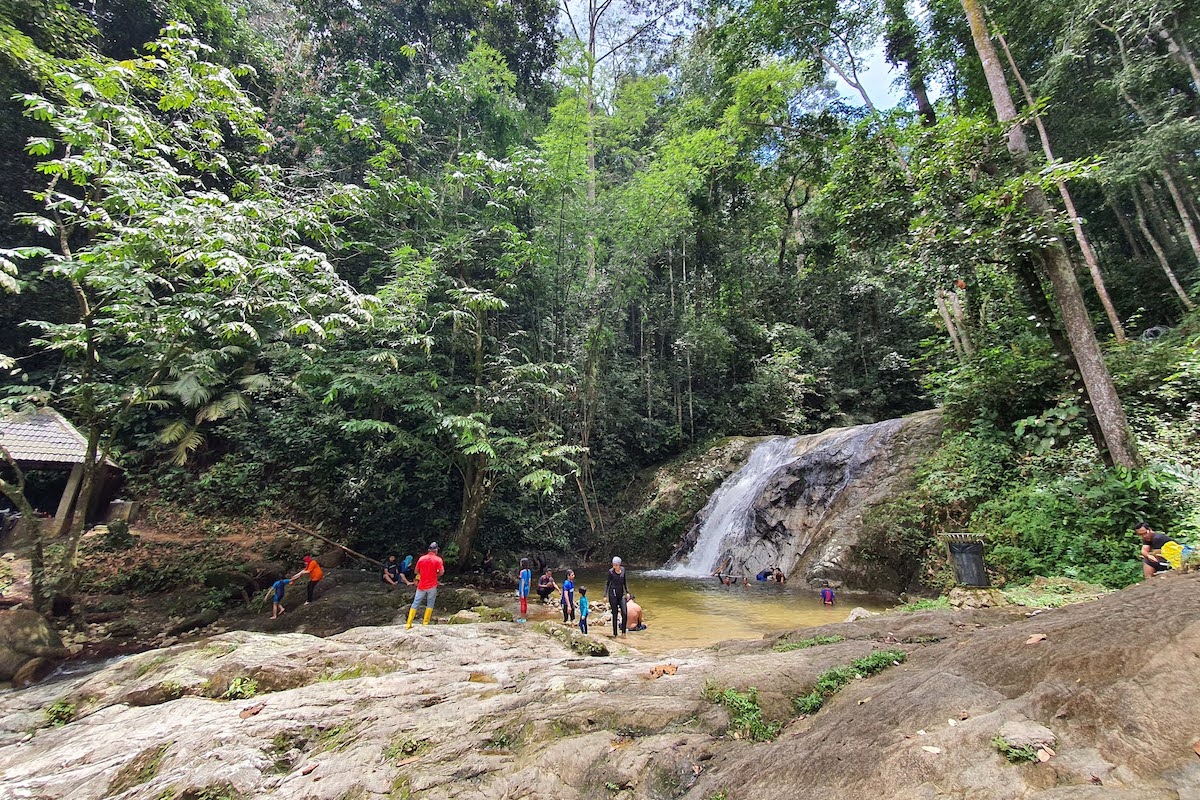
[883,0,937,126]
[1160,168,1200,266]
[935,289,965,359]
[1107,195,1145,259]
[992,21,1125,342]
[0,453,48,610]
[454,455,491,567]
[960,0,1140,467]
[1132,190,1196,311]
[948,290,974,355]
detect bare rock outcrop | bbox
[1,573,1197,800]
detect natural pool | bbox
[515,568,892,653]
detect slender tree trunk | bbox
[0,451,48,610]
[1132,191,1196,311]
[948,290,974,355]
[960,0,1140,467]
[455,456,490,566]
[1107,195,1145,259]
[992,21,1125,342]
[1160,26,1200,95]
[883,0,937,126]
[1160,168,1200,266]
[935,289,966,359]
[1140,179,1182,245]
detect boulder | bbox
[949,587,1010,609]
[845,607,877,622]
[997,719,1058,750]
[470,605,514,622]
[0,609,69,683]
[448,610,483,625]
[165,608,219,637]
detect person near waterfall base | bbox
[406,542,444,628]
[561,569,576,623]
[578,587,589,634]
[517,558,532,621]
[606,557,630,636]
[290,556,324,605]
[820,585,836,605]
[625,594,646,631]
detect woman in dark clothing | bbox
[605,556,629,636]
[537,568,558,602]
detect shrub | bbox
[46,699,76,727]
[222,677,258,700]
[794,649,906,714]
[710,686,781,742]
[992,736,1039,763]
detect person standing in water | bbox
[516,558,532,622]
[406,542,444,628]
[578,587,589,634]
[561,569,576,623]
[820,585,836,605]
[606,557,630,636]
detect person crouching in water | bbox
[578,587,589,634]
[406,542,444,629]
[561,569,576,623]
[606,556,629,636]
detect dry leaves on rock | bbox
[1025,634,1048,645]
[239,703,266,719]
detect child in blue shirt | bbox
[578,587,589,634]
[517,558,532,622]
[266,577,290,619]
[561,569,576,622]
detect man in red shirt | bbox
[406,542,445,628]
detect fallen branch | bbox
[281,521,382,567]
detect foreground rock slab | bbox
[1,574,1198,799]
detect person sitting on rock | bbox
[536,568,558,603]
[773,567,786,583]
[625,594,646,631]
[1137,522,1181,579]
[382,555,410,589]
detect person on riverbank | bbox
[578,587,589,634]
[406,542,444,628]
[517,558,531,621]
[625,594,646,631]
[382,555,410,589]
[290,556,323,605]
[1137,522,1182,579]
[820,585,836,605]
[606,557,629,636]
[265,576,290,619]
[537,567,558,603]
[561,569,576,623]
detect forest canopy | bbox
[2,0,1200,600]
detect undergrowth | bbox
[773,634,845,652]
[793,649,907,715]
[705,685,781,742]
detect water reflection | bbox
[519,569,891,653]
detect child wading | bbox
[561,569,576,622]
[578,587,589,634]
[517,558,531,622]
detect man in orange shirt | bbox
[406,542,445,628]
[291,555,324,605]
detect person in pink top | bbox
[406,542,445,628]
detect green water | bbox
[519,568,891,653]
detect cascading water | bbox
[649,436,800,578]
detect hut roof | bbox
[0,408,115,468]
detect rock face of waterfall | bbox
[661,410,942,591]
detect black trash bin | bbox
[940,533,989,587]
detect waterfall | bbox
[651,436,800,578]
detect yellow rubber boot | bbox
[406,608,416,629]
[422,608,433,626]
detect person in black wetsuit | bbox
[606,556,629,636]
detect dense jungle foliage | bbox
[2,0,1199,595]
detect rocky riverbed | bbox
[1,573,1198,799]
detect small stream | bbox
[519,568,890,653]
